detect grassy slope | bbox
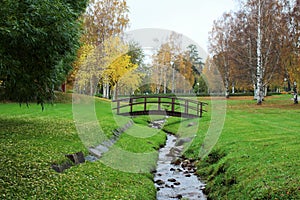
[193,95,300,199]
[1,94,299,199]
[0,97,165,199]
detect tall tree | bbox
[186,44,204,94]
[0,0,88,105]
[209,12,234,98]
[80,0,130,98]
[208,0,294,103]
[102,37,137,100]
[83,0,129,46]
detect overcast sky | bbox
[126,0,237,52]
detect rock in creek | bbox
[168,178,177,182]
[155,179,165,185]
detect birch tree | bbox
[209,0,288,103]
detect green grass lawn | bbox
[0,94,299,199]
[193,95,300,199]
[0,96,165,199]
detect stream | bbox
[150,120,206,200]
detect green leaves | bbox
[0,0,88,105]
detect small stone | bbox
[185,174,191,177]
[175,194,182,199]
[170,168,175,171]
[181,160,190,168]
[155,179,165,185]
[187,122,196,127]
[176,137,192,146]
[171,158,181,165]
[176,168,183,172]
[168,178,176,182]
[65,152,85,164]
[174,181,181,185]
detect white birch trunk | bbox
[90,79,94,96]
[225,79,230,98]
[103,82,107,98]
[106,84,110,99]
[171,67,175,93]
[256,0,264,105]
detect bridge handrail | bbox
[112,96,207,118]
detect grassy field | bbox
[0,94,299,199]
[193,95,300,199]
[0,95,165,199]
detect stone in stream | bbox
[176,137,193,146]
[171,158,182,165]
[176,168,183,172]
[155,179,165,185]
[174,181,181,186]
[167,178,177,182]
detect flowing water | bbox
[150,120,206,200]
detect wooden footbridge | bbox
[113,96,207,118]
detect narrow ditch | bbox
[150,119,206,200]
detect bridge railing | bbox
[112,96,207,118]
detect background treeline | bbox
[208,0,300,100]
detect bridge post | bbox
[171,98,175,112]
[158,97,161,110]
[144,97,147,112]
[129,98,133,113]
[185,100,188,114]
[200,103,203,117]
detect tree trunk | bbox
[103,82,107,98]
[225,72,230,99]
[90,79,93,96]
[256,0,264,105]
[225,76,230,98]
[171,67,175,93]
[293,83,298,104]
[106,84,110,99]
[163,70,167,94]
[114,83,118,100]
